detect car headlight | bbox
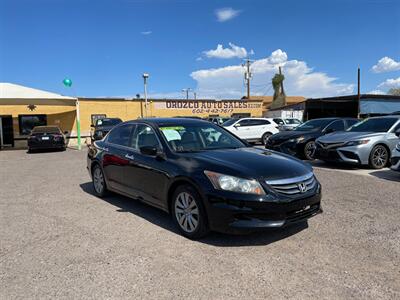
[204,171,265,195]
[345,139,370,146]
[290,136,305,143]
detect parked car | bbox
[91,117,122,141]
[390,141,400,172]
[265,118,358,160]
[207,117,230,125]
[222,117,279,144]
[28,126,67,152]
[87,118,322,239]
[315,116,400,169]
[278,118,302,131]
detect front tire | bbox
[369,145,389,169]
[303,140,316,160]
[172,185,209,239]
[261,132,272,145]
[92,164,108,197]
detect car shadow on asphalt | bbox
[369,170,400,182]
[80,182,309,247]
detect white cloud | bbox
[196,57,203,61]
[371,57,400,73]
[367,89,386,95]
[140,31,152,35]
[377,77,400,89]
[203,43,248,59]
[215,7,241,22]
[191,49,354,99]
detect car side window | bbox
[132,124,161,150]
[346,119,358,128]
[238,119,250,126]
[325,120,345,132]
[245,119,270,126]
[273,118,284,125]
[392,122,400,133]
[107,124,134,147]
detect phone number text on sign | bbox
[192,108,234,114]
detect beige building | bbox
[0,83,264,149]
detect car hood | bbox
[317,131,385,143]
[269,130,319,141]
[179,147,312,181]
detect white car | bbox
[222,117,279,144]
[273,118,302,131]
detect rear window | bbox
[32,127,61,134]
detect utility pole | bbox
[143,73,149,117]
[194,92,197,100]
[182,88,192,100]
[357,67,361,118]
[243,59,253,99]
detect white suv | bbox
[222,118,279,144]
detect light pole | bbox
[143,73,149,117]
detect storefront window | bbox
[18,115,47,135]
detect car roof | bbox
[126,117,211,126]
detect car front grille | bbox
[317,141,346,149]
[266,173,317,195]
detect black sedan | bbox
[87,118,322,239]
[28,126,67,152]
[265,118,358,160]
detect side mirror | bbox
[64,131,69,135]
[140,146,159,156]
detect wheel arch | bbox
[166,177,204,214]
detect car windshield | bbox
[159,123,246,152]
[294,119,334,131]
[32,127,61,134]
[347,118,398,133]
[285,119,301,124]
[97,118,121,126]
[221,119,238,126]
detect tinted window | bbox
[133,124,160,150]
[295,119,335,131]
[32,126,61,134]
[97,118,122,127]
[273,118,284,125]
[222,119,238,127]
[107,124,134,146]
[248,119,270,126]
[345,119,359,127]
[19,115,47,135]
[325,120,344,132]
[238,119,251,126]
[348,118,398,133]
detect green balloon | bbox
[63,78,72,87]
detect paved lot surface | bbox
[1,149,399,299]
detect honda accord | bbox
[87,118,322,239]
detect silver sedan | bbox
[314,116,400,169]
[390,141,400,172]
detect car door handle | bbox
[125,154,134,160]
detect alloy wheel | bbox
[93,167,105,194]
[371,146,388,168]
[174,192,199,233]
[304,141,316,160]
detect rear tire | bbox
[369,145,389,169]
[171,185,209,239]
[92,164,108,197]
[261,132,272,145]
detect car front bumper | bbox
[204,187,322,234]
[265,140,304,157]
[314,144,371,165]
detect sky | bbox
[0,0,399,99]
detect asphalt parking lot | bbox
[1,149,399,299]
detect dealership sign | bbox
[154,100,261,114]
